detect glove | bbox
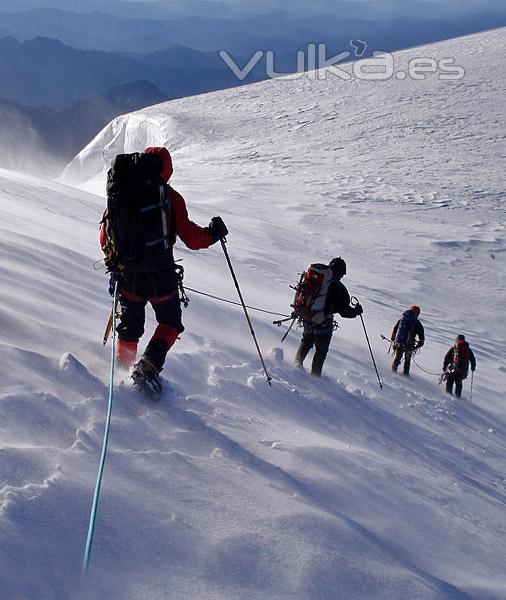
[208,216,228,242]
[417,341,424,348]
[354,303,363,316]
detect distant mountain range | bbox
[0,80,168,174]
[0,1,242,19]
[0,34,262,172]
[1,4,505,174]
[1,7,506,54]
[0,8,267,53]
[0,37,249,109]
[3,7,506,109]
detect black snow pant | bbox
[115,270,184,372]
[295,324,333,377]
[392,344,414,375]
[445,373,464,398]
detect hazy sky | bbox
[3,0,506,17]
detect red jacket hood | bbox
[144,146,173,182]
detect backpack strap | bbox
[160,185,171,252]
[139,184,172,251]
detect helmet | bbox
[144,146,173,182]
[409,305,421,316]
[456,334,466,342]
[329,257,347,277]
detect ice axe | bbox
[380,334,393,354]
[273,314,297,343]
[102,294,120,346]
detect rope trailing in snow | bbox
[382,336,442,378]
[412,356,442,377]
[92,256,290,318]
[82,280,118,575]
[184,286,290,318]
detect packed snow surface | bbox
[2,28,506,600]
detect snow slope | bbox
[1,27,505,600]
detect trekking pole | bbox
[351,297,383,390]
[220,238,272,386]
[470,371,474,403]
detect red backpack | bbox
[292,264,334,325]
[452,340,470,375]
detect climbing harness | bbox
[273,315,339,343]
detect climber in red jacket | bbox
[100,146,228,393]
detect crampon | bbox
[131,357,162,396]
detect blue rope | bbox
[82,281,118,574]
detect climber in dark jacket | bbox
[442,334,476,398]
[391,305,425,375]
[294,257,363,377]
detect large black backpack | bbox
[104,152,174,272]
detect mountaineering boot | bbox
[144,336,172,372]
[131,356,162,395]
